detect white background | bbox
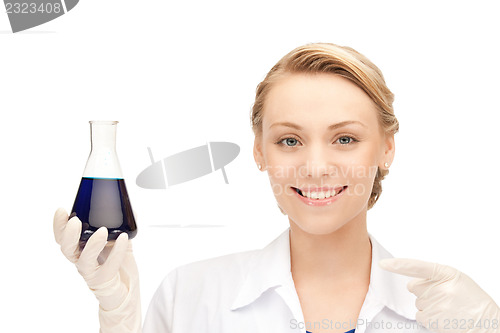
[1,0,499,332]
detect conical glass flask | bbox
[70,121,137,242]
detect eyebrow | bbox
[269,120,367,131]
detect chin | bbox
[288,214,349,236]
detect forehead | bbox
[263,73,379,131]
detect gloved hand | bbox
[379,258,499,333]
[53,208,142,333]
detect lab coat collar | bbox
[368,233,417,320]
[230,227,292,311]
[230,227,417,321]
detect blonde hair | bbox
[250,42,399,210]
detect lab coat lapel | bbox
[229,229,418,331]
[368,233,418,321]
[230,227,307,331]
[230,228,292,311]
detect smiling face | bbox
[253,72,395,235]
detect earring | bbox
[258,164,262,170]
[384,162,389,168]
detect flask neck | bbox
[90,121,117,151]
[83,121,123,179]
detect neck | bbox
[289,210,372,287]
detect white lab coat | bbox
[143,228,432,333]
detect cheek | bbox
[342,155,379,197]
[268,169,296,195]
[266,160,301,198]
[266,153,302,181]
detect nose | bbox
[303,143,336,179]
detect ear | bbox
[381,133,395,169]
[253,135,266,171]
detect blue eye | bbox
[338,136,358,145]
[276,137,300,147]
[284,138,298,146]
[275,135,359,148]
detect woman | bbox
[53,43,499,333]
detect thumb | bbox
[379,258,438,279]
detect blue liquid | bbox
[70,177,137,242]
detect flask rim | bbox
[89,120,119,125]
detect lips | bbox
[292,185,347,198]
[292,185,348,206]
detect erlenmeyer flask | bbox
[70,121,137,242]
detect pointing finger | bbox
[379,258,437,279]
[380,258,459,282]
[407,277,435,296]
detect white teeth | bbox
[302,190,333,199]
[298,187,347,199]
